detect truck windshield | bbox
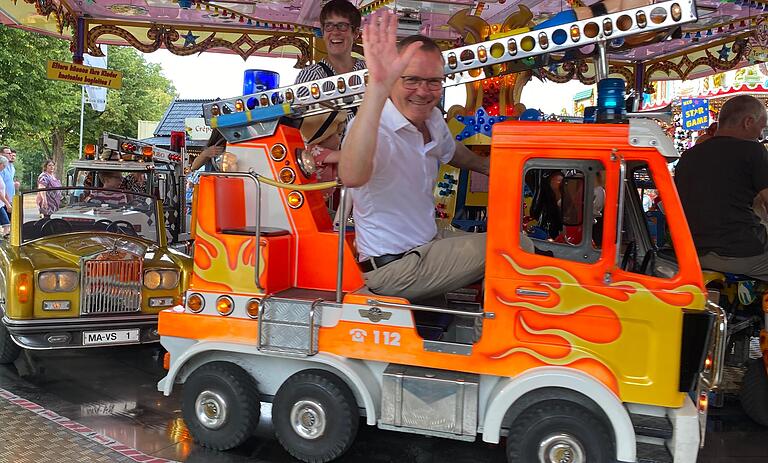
[20,187,159,244]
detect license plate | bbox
[82,329,140,346]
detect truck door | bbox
[483,146,704,406]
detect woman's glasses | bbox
[323,22,352,32]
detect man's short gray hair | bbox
[718,95,766,128]
[0,156,9,168]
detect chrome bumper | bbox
[2,314,159,349]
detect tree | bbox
[0,27,176,189]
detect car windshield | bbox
[20,187,159,244]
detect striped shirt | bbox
[295,59,366,122]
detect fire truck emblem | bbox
[359,307,392,323]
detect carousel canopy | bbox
[2,0,768,84]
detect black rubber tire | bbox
[272,369,359,463]
[181,362,261,450]
[0,323,21,365]
[740,358,768,426]
[506,401,614,463]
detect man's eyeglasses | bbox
[323,22,352,32]
[400,76,444,91]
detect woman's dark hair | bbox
[320,0,362,30]
[206,129,226,148]
[41,159,55,171]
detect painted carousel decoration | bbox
[0,0,766,80]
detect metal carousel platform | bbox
[0,345,764,463]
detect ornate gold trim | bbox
[85,24,311,66]
[16,0,75,34]
[644,38,747,82]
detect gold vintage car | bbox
[0,186,191,363]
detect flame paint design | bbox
[193,223,265,293]
[489,253,705,396]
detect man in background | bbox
[675,95,768,279]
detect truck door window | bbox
[522,160,604,263]
[618,163,678,278]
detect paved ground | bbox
[0,345,765,462]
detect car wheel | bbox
[741,358,768,426]
[506,401,613,463]
[181,362,260,450]
[273,369,359,463]
[0,323,21,364]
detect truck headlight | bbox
[144,270,180,290]
[38,271,78,292]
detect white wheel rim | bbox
[537,433,586,463]
[195,390,228,430]
[290,399,326,440]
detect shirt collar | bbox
[381,99,443,135]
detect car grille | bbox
[81,254,143,315]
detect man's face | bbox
[322,13,356,59]
[1,148,10,160]
[8,151,15,162]
[390,49,444,126]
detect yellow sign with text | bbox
[46,60,122,90]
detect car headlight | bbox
[38,271,78,292]
[144,270,180,290]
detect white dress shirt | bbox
[348,99,455,260]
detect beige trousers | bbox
[362,229,486,302]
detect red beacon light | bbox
[170,131,186,154]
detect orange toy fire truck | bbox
[158,3,725,462]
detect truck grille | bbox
[81,255,143,315]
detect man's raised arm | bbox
[338,11,421,187]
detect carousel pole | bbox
[595,40,609,81]
[73,17,85,64]
[633,61,645,112]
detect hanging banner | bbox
[83,46,109,112]
[681,98,710,131]
[46,60,122,90]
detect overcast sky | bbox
[142,49,588,115]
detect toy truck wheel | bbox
[740,358,768,426]
[181,362,261,450]
[506,402,613,463]
[0,323,21,364]
[272,369,359,463]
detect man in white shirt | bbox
[340,12,489,302]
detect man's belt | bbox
[358,252,407,273]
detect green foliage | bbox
[0,27,176,189]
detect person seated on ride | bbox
[87,171,128,205]
[530,170,564,240]
[675,95,768,280]
[300,110,349,225]
[339,13,489,304]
